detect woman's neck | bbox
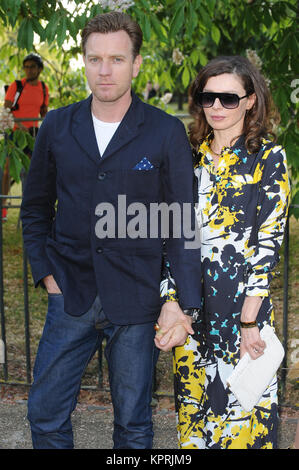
[209,130,240,168]
[211,124,243,154]
[212,131,242,153]
[211,131,231,154]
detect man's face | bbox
[23,60,41,82]
[83,30,142,105]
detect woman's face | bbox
[202,73,256,136]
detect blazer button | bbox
[98,172,106,180]
[97,247,103,253]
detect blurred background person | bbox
[2,53,49,220]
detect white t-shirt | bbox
[92,114,121,156]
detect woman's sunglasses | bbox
[194,92,249,109]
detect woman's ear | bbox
[246,92,256,111]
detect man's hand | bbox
[154,301,194,351]
[154,322,192,352]
[43,275,62,294]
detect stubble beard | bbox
[93,85,131,106]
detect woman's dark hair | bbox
[81,11,143,60]
[188,55,280,153]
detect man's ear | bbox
[133,55,143,78]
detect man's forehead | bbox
[85,30,133,54]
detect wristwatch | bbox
[183,308,201,323]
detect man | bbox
[5,53,49,131]
[21,12,201,449]
[2,53,49,219]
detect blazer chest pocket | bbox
[123,168,161,202]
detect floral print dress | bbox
[161,135,290,449]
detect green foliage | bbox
[0,0,298,211]
[0,130,32,182]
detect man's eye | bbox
[90,58,98,63]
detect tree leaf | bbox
[206,0,217,16]
[139,0,151,9]
[6,0,21,26]
[182,66,190,89]
[186,2,198,36]
[211,24,221,44]
[150,15,166,41]
[27,0,38,15]
[45,12,60,44]
[0,140,7,169]
[143,14,151,42]
[17,18,34,51]
[289,190,299,219]
[190,49,199,66]
[198,4,212,29]
[31,17,45,42]
[67,17,77,41]
[199,50,208,66]
[169,3,185,38]
[8,152,22,183]
[13,130,27,150]
[57,16,67,47]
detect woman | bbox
[157,56,290,449]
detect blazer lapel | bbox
[71,95,101,166]
[101,92,145,161]
[71,92,145,165]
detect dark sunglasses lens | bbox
[220,94,239,108]
[195,92,214,107]
[195,92,241,108]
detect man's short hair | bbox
[81,11,143,59]
[23,53,44,69]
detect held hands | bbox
[154,301,194,352]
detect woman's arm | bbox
[241,145,290,359]
[244,145,290,297]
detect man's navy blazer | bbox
[21,92,202,324]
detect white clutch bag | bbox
[227,324,284,412]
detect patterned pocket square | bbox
[133,157,154,170]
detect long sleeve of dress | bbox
[244,145,290,297]
[160,255,179,303]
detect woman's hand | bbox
[154,302,194,351]
[240,326,266,360]
[240,296,265,359]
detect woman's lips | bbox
[211,115,226,120]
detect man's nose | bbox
[98,61,111,75]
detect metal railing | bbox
[0,118,40,383]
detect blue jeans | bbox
[28,294,159,449]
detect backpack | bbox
[9,79,46,111]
